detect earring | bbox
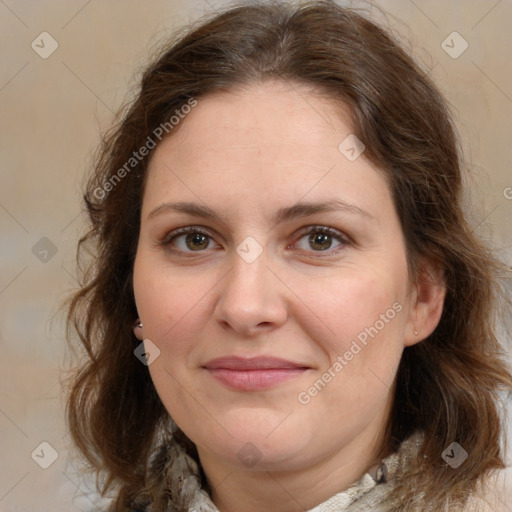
[413,328,418,336]
[135,319,143,329]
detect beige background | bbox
[0,1,511,510]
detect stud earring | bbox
[135,319,143,329]
[413,328,418,336]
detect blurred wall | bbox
[0,1,511,510]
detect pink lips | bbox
[203,356,309,391]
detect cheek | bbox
[293,268,407,398]
[133,253,212,336]
[298,269,406,346]
[132,258,217,419]
[132,256,233,385]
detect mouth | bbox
[202,356,311,391]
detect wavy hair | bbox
[66,1,512,509]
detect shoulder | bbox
[465,471,512,512]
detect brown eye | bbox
[162,228,216,253]
[185,232,210,251]
[308,232,333,251]
[293,226,348,254]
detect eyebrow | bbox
[147,200,375,223]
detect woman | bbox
[66,1,512,510]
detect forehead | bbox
[142,81,393,222]
[152,81,353,162]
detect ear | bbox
[403,260,446,347]
[133,319,144,341]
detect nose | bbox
[214,252,288,337]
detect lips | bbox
[203,356,310,390]
[204,356,308,370]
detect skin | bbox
[132,80,446,512]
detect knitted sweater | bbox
[124,427,505,512]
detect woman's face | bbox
[133,81,429,475]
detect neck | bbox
[198,422,387,512]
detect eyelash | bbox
[159,225,351,257]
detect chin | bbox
[194,410,318,470]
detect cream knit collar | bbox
[130,424,426,512]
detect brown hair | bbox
[66,1,512,509]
